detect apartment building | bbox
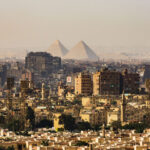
[75,72,92,96]
[93,68,121,95]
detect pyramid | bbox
[64,41,99,61]
[47,40,68,57]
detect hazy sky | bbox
[0,0,150,49]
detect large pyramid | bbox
[47,40,68,57]
[64,41,99,61]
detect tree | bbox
[111,121,121,131]
[77,122,92,131]
[41,140,49,146]
[72,99,81,105]
[59,114,76,131]
[26,106,35,130]
[122,122,145,133]
[92,124,102,131]
[0,146,14,150]
[111,101,117,106]
[74,141,89,147]
[143,112,150,127]
[0,146,6,150]
[6,119,24,132]
[36,119,53,128]
[7,146,15,150]
[0,116,5,124]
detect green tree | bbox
[74,141,89,147]
[143,112,150,128]
[92,124,102,131]
[122,122,145,133]
[7,146,15,150]
[26,106,35,130]
[111,101,117,106]
[111,121,121,131]
[0,146,6,150]
[36,119,53,128]
[59,114,76,131]
[0,116,5,124]
[77,122,92,131]
[6,119,24,132]
[41,140,49,146]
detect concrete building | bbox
[80,110,100,126]
[0,64,7,87]
[122,69,140,94]
[81,96,97,107]
[93,69,121,95]
[93,71,100,96]
[54,113,64,131]
[25,52,61,75]
[93,68,140,95]
[107,111,119,125]
[75,72,92,96]
[21,70,34,82]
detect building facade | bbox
[0,64,7,87]
[93,69,140,95]
[121,69,139,94]
[93,69,121,95]
[25,52,61,75]
[75,72,92,96]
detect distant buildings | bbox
[21,70,34,82]
[25,52,61,75]
[142,65,150,83]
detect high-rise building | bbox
[93,72,100,95]
[21,70,34,82]
[0,64,7,87]
[25,52,61,75]
[75,72,92,96]
[142,65,150,83]
[93,68,140,95]
[121,69,139,94]
[93,69,121,95]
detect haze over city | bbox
[0,0,150,59]
[2,1,150,150]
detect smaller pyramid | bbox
[64,41,99,61]
[47,40,68,57]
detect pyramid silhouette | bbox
[47,40,68,57]
[64,41,99,61]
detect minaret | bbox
[48,88,51,99]
[121,92,126,124]
[102,123,105,138]
[41,83,45,100]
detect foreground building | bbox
[93,68,139,95]
[121,69,140,94]
[75,72,92,96]
[93,68,121,95]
